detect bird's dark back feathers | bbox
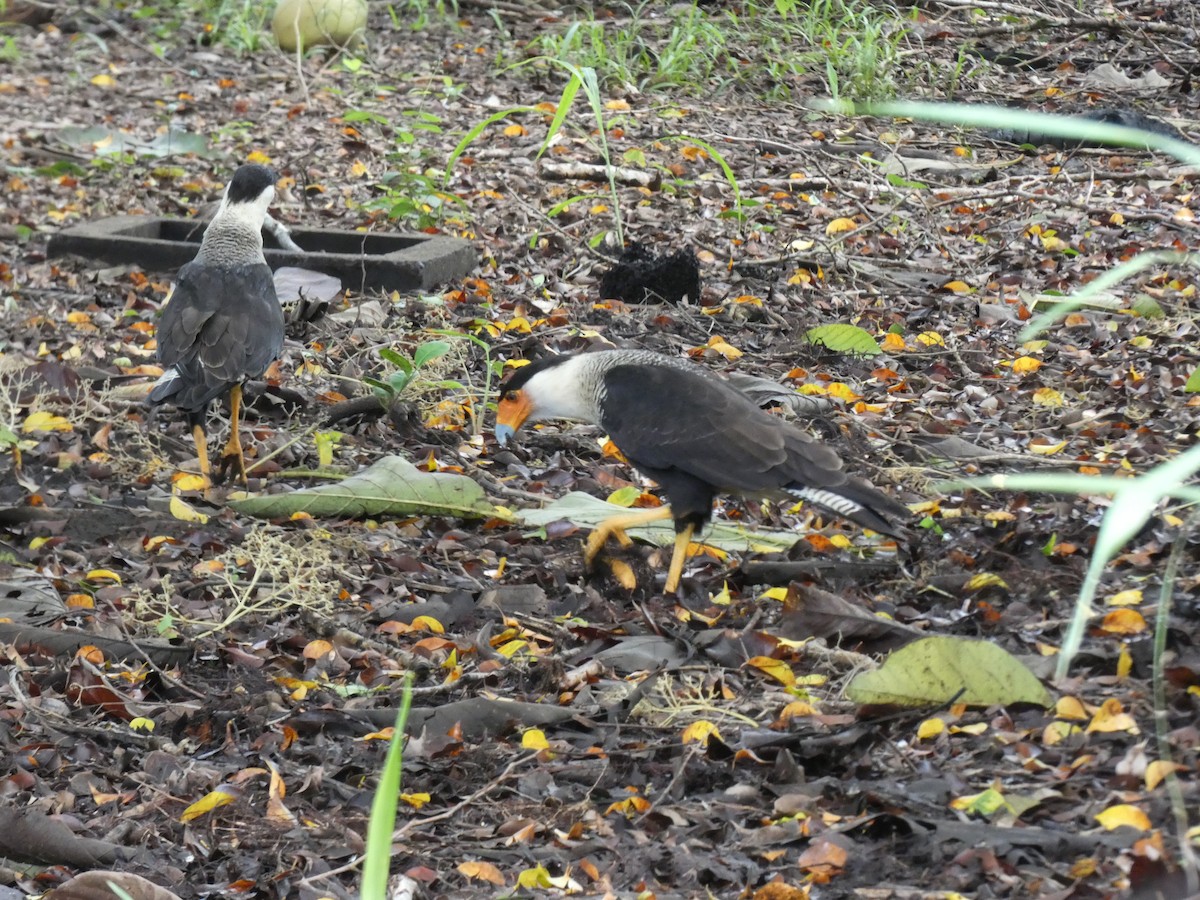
[151,261,283,413]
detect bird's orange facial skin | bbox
[494,390,532,445]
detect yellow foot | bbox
[581,505,676,573]
[583,523,634,568]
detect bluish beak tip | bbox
[495,423,515,446]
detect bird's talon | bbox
[583,531,609,568]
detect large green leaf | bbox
[517,492,805,553]
[55,126,214,159]
[230,455,498,519]
[804,324,881,356]
[846,636,1053,708]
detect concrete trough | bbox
[48,216,476,293]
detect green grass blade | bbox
[537,70,583,160]
[443,106,535,187]
[361,675,414,900]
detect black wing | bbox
[151,261,284,412]
[598,364,842,491]
[599,364,906,533]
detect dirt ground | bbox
[2,1,1199,898]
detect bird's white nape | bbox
[215,182,275,232]
[520,354,602,424]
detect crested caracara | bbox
[150,164,285,486]
[495,349,908,593]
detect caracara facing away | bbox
[495,349,909,594]
[150,164,285,486]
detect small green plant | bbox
[0,35,19,64]
[363,340,455,403]
[427,327,505,437]
[195,0,271,52]
[530,1,724,94]
[388,0,459,30]
[520,0,907,100]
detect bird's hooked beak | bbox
[494,390,532,446]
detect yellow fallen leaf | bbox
[410,615,445,633]
[1086,698,1139,735]
[171,472,210,492]
[942,280,972,293]
[1055,696,1088,720]
[401,792,431,809]
[681,720,721,746]
[825,217,858,235]
[1029,440,1067,456]
[916,331,944,347]
[881,332,907,352]
[522,729,549,750]
[22,411,73,433]
[90,73,116,87]
[747,656,795,687]
[247,150,272,164]
[779,700,818,721]
[179,785,239,822]
[1107,589,1143,606]
[704,335,743,360]
[86,569,122,584]
[1117,645,1132,678]
[1043,720,1082,745]
[169,495,210,524]
[964,572,1008,591]
[1094,804,1151,832]
[917,717,945,740]
[1145,760,1184,791]
[1031,387,1065,407]
[1011,356,1043,374]
[825,382,861,403]
[516,866,555,889]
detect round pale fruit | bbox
[272,0,368,52]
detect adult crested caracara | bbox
[495,349,908,593]
[150,164,285,485]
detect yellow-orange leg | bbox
[190,423,213,488]
[583,506,674,567]
[663,523,696,595]
[219,384,248,484]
